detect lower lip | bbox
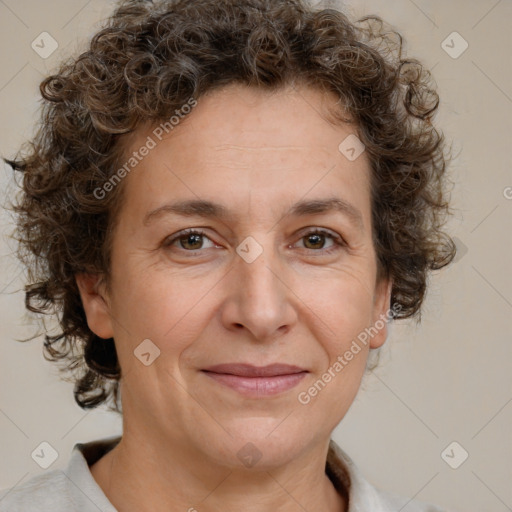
[202,371,307,397]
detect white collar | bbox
[64,435,443,512]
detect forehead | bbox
[117,83,372,226]
[161,84,358,162]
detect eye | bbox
[162,227,346,257]
[294,229,346,255]
[162,229,217,253]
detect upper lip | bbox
[202,363,307,377]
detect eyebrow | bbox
[143,197,364,229]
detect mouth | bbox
[201,363,308,397]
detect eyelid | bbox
[295,226,346,244]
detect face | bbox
[78,83,391,469]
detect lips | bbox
[201,363,308,397]
[202,363,307,377]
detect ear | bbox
[369,278,393,349]
[75,273,114,340]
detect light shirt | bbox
[0,435,447,511]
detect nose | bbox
[220,243,298,342]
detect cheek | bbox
[299,278,374,420]
[108,263,215,359]
[317,268,376,335]
[308,273,376,402]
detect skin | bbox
[77,83,392,512]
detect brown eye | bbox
[163,229,216,253]
[296,229,346,255]
[303,232,327,250]
[178,232,204,250]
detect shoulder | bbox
[327,440,448,512]
[0,470,74,512]
[368,486,448,512]
[0,436,120,512]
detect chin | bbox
[193,416,319,471]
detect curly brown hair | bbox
[4,0,455,412]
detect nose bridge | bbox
[237,238,282,310]
[225,234,296,339]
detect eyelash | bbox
[162,228,346,256]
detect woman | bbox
[0,0,455,510]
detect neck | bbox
[90,431,346,512]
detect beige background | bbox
[0,1,510,511]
